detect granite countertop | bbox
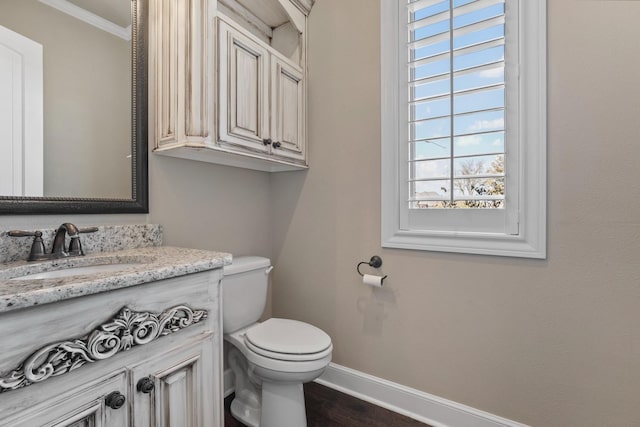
[0,246,232,314]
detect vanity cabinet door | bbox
[270,57,305,163]
[3,371,129,427]
[131,335,216,427]
[218,20,271,154]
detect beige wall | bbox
[148,156,272,258]
[270,1,640,426]
[0,0,131,199]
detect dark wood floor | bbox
[224,382,431,427]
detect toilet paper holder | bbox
[357,256,387,282]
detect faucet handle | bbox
[8,230,40,238]
[8,230,49,261]
[78,226,99,234]
[68,235,83,256]
[68,226,98,256]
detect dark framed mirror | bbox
[0,0,148,214]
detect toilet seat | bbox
[244,318,332,362]
[245,338,333,362]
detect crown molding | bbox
[39,0,131,41]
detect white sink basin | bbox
[11,263,141,281]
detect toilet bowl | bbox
[222,257,332,427]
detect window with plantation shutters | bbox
[381,0,547,258]
[409,0,506,209]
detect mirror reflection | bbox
[0,0,132,199]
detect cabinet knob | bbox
[105,391,126,410]
[272,141,282,149]
[262,138,272,146]
[137,377,155,394]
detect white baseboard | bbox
[315,363,528,427]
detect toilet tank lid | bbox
[223,256,271,276]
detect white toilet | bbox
[222,256,333,427]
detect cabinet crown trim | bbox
[0,305,207,393]
[290,0,314,15]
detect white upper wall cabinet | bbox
[150,0,314,172]
[218,19,271,154]
[271,56,305,162]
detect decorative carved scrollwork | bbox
[0,305,207,393]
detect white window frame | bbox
[381,0,547,259]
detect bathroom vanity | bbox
[0,226,231,426]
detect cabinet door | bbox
[3,371,128,427]
[131,337,216,427]
[218,20,270,153]
[270,57,305,163]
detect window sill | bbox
[382,229,546,259]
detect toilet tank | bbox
[222,256,272,334]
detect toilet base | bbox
[228,347,261,427]
[260,381,307,427]
[231,382,307,427]
[230,387,261,427]
[228,379,308,427]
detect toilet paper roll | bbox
[362,274,384,288]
